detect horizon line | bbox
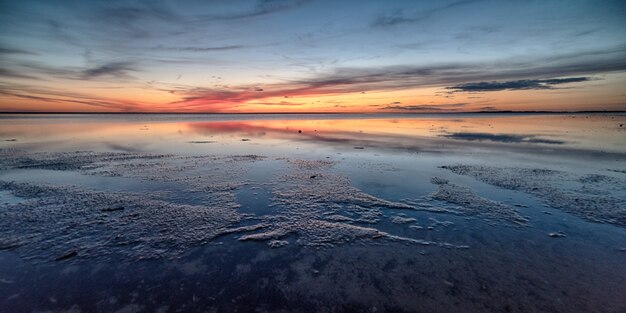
[0,110,625,115]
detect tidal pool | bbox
[0,113,625,312]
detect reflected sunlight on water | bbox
[1,113,625,313]
[1,113,624,154]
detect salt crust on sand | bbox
[441,165,626,226]
[0,150,468,262]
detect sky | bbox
[0,0,625,113]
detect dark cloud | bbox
[540,77,590,85]
[441,132,565,144]
[479,106,498,111]
[82,61,137,79]
[0,68,39,80]
[0,47,35,55]
[446,77,591,92]
[380,103,467,111]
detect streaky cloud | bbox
[373,0,483,27]
[380,103,468,111]
[0,47,35,55]
[0,68,39,80]
[196,0,310,21]
[446,77,591,92]
[156,45,245,52]
[0,84,141,111]
[82,61,137,79]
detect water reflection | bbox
[182,114,625,156]
[0,114,624,155]
[1,113,626,313]
[440,132,565,144]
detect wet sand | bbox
[1,113,625,312]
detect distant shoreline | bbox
[0,110,625,115]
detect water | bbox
[0,113,625,312]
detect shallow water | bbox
[1,113,625,312]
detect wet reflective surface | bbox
[1,113,625,312]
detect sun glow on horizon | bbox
[1,1,625,113]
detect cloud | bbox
[196,0,310,21]
[12,61,138,81]
[91,43,625,111]
[441,132,565,144]
[446,77,591,92]
[0,47,35,55]
[82,61,137,79]
[539,77,590,85]
[0,84,141,111]
[380,103,468,111]
[245,101,305,106]
[0,68,39,80]
[155,45,245,52]
[167,44,625,109]
[479,106,498,111]
[372,10,414,28]
[373,0,482,27]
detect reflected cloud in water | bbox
[441,132,565,144]
[182,115,623,157]
[1,114,624,157]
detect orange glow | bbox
[2,73,625,113]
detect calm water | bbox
[1,113,625,312]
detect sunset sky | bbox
[1,0,625,113]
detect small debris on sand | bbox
[353,146,365,150]
[187,141,216,144]
[310,175,317,179]
[56,250,78,261]
[607,169,626,174]
[548,232,566,238]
